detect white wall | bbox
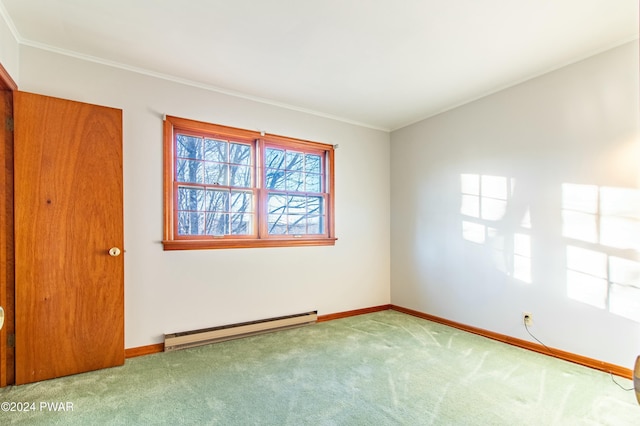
[17,46,391,348]
[0,7,18,83]
[391,41,640,368]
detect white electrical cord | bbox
[524,321,633,392]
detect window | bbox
[163,116,336,250]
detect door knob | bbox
[0,306,4,331]
[108,247,121,257]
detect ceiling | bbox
[1,0,637,131]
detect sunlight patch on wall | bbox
[566,246,607,309]
[562,183,598,243]
[462,221,485,244]
[609,256,640,322]
[599,187,640,251]
[513,233,531,283]
[562,183,640,322]
[460,174,531,283]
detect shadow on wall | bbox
[459,173,640,323]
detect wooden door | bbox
[0,63,17,387]
[14,91,124,384]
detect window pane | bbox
[265,194,325,236]
[230,143,251,165]
[287,195,306,215]
[204,163,227,185]
[308,196,323,216]
[230,165,251,188]
[305,154,321,174]
[205,190,229,212]
[265,148,285,169]
[230,191,253,213]
[286,172,304,191]
[288,215,306,234]
[286,151,304,171]
[265,169,285,190]
[178,187,204,211]
[268,214,287,234]
[176,159,203,183]
[178,211,205,235]
[204,139,228,162]
[305,173,321,193]
[307,216,323,234]
[231,213,253,235]
[176,134,202,159]
[268,195,287,215]
[206,212,228,236]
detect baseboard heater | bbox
[164,310,318,352]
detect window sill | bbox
[162,237,338,250]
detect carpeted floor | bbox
[0,310,638,425]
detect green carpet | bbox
[0,310,637,425]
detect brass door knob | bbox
[108,247,121,257]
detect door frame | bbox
[0,61,17,387]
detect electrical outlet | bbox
[522,312,533,326]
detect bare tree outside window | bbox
[163,116,335,250]
[175,134,254,236]
[265,148,324,235]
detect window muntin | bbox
[176,187,254,236]
[175,134,253,188]
[264,146,326,236]
[163,116,336,250]
[174,131,256,238]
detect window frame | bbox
[163,115,336,250]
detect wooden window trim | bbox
[163,115,336,250]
